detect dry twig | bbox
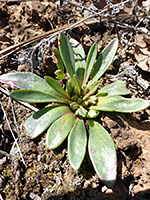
[0,100,25,165]
[0,0,132,60]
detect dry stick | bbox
[0,19,96,60]
[0,150,10,158]
[9,95,22,134]
[0,0,131,60]
[0,100,26,165]
[9,95,28,145]
[109,16,150,36]
[134,54,150,66]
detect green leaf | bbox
[75,106,88,118]
[0,72,63,98]
[0,72,51,92]
[68,119,87,169]
[97,80,130,96]
[10,89,69,103]
[53,47,64,72]
[91,39,118,82]
[88,120,117,188]
[58,34,75,80]
[66,79,74,96]
[83,81,100,100]
[45,76,70,99]
[83,43,98,85]
[72,74,81,95]
[69,38,86,85]
[54,70,65,80]
[91,95,149,112]
[24,105,72,139]
[87,109,99,118]
[46,113,75,149]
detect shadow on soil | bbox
[41,183,150,200]
[106,112,150,131]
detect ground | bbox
[0,0,150,200]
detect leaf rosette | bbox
[0,34,149,188]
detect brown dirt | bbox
[0,1,150,200]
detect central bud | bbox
[69,91,99,118]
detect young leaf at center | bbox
[45,76,70,99]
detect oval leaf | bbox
[24,105,72,139]
[88,120,117,188]
[83,43,98,85]
[92,95,149,112]
[97,80,130,96]
[0,72,60,96]
[10,89,69,103]
[45,76,70,99]
[68,119,87,169]
[91,39,118,82]
[46,113,75,149]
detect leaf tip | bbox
[58,38,61,47]
[109,38,118,47]
[4,80,16,87]
[26,135,32,140]
[47,147,53,151]
[104,179,116,189]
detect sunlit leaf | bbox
[83,43,98,85]
[68,119,87,169]
[75,106,88,117]
[91,95,149,112]
[88,120,117,188]
[24,105,72,139]
[69,38,86,85]
[91,39,118,81]
[97,80,130,96]
[87,109,99,118]
[58,34,75,80]
[0,72,62,97]
[46,113,75,149]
